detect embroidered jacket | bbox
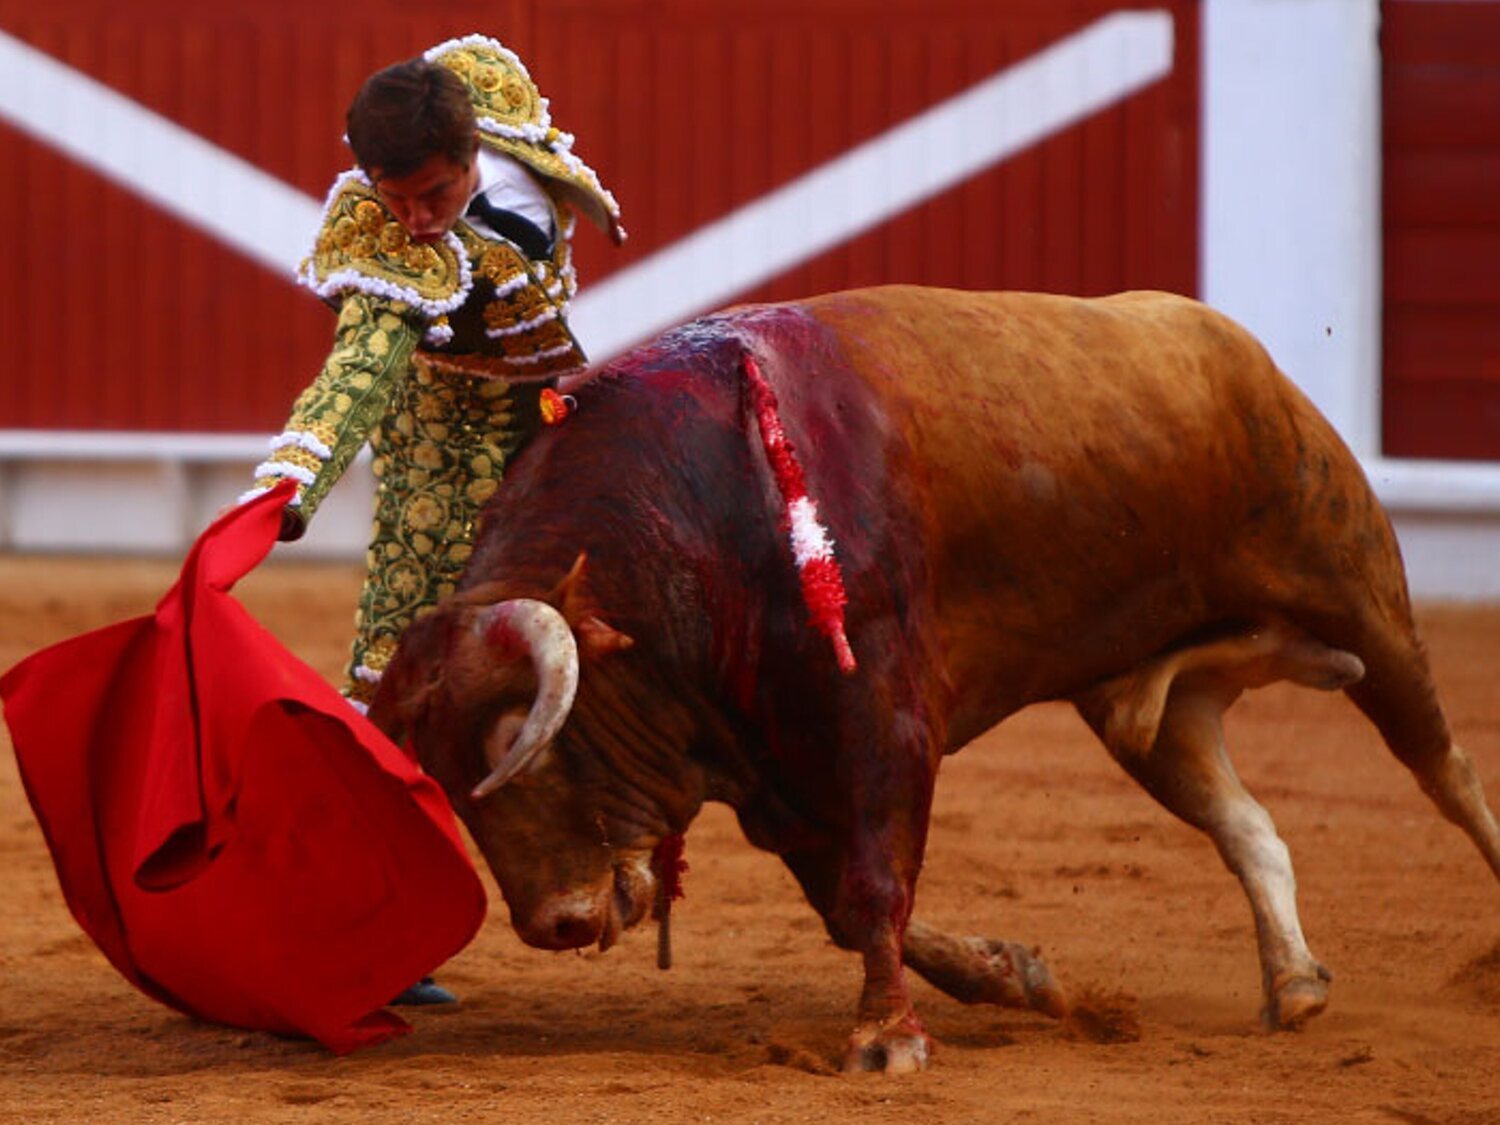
[241,34,623,528]
[241,173,584,526]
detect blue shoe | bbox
[390,976,458,1006]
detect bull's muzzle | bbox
[513,854,655,953]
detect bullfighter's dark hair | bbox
[346,59,478,179]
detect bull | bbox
[371,286,1500,1073]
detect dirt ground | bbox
[1,553,1498,1124]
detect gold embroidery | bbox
[272,447,322,475]
[303,177,466,308]
[448,218,589,374]
[494,318,572,358]
[425,35,625,244]
[344,363,544,703]
[475,242,530,288]
[275,37,621,701]
[253,295,422,518]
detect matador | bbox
[241,34,625,708]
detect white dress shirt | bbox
[468,147,557,243]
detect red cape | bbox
[0,483,486,1054]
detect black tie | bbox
[465,194,554,261]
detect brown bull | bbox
[372,286,1500,1073]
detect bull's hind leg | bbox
[1409,741,1500,878]
[1074,621,1365,1029]
[1342,630,1500,882]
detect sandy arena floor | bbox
[1,553,1497,1123]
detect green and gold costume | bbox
[242,34,623,704]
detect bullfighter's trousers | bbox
[344,360,538,705]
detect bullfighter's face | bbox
[370,149,479,244]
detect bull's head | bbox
[371,557,689,955]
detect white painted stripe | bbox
[1,15,1170,359]
[0,28,320,276]
[569,10,1176,359]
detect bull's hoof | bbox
[842,1015,932,1075]
[977,939,1070,1018]
[1261,964,1332,1030]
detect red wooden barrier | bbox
[0,1,1198,433]
[1382,0,1500,460]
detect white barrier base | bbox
[0,435,1497,599]
[0,433,373,561]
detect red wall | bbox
[0,0,1199,433]
[1382,0,1500,460]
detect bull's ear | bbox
[576,615,634,659]
[551,551,593,619]
[547,553,632,657]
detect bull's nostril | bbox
[550,914,598,948]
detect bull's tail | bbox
[740,350,857,675]
[1336,611,1500,881]
[1263,447,1500,881]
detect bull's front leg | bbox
[752,618,952,1071]
[773,702,945,1073]
[902,921,1070,1018]
[847,916,930,1074]
[781,838,931,1074]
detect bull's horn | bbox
[470,599,580,800]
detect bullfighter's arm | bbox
[239,292,423,540]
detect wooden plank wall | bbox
[1382,0,1500,460]
[0,0,1198,433]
